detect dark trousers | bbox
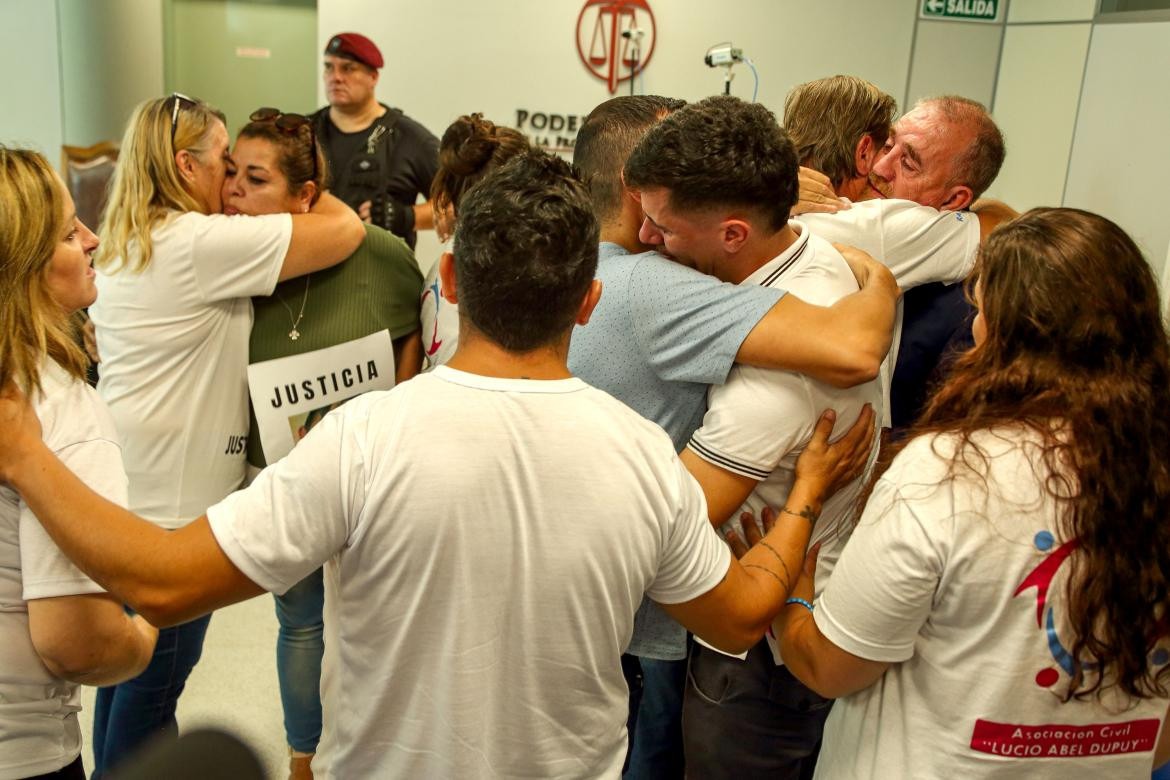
[91,613,213,778]
[682,641,832,779]
[622,654,687,779]
[25,756,85,780]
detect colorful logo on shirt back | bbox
[1013,531,1079,688]
[1014,530,1169,688]
[421,278,443,357]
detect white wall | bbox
[1064,20,1170,277]
[58,0,165,147]
[983,1,1170,288]
[316,0,1169,279]
[1007,0,1096,23]
[984,0,1095,208]
[0,0,65,157]
[318,0,916,130]
[0,0,163,162]
[985,22,1091,207]
[906,19,1003,109]
[318,0,920,269]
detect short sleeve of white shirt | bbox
[21,365,127,601]
[646,458,732,604]
[803,199,979,290]
[207,393,368,594]
[181,212,291,303]
[688,370,811,481]
[814,466,945,663]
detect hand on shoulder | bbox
[0,381,45,484]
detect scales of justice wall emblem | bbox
[576,0,657,94]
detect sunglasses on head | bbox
[169,92,198,149]
[249,107,319,181]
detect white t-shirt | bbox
[813,430,1169,779]
[91,211,292,527]
[206,366,730,779]
[419,261,459,369]
[688,225,882,661]
[0,360,126,779]
[801,199,980,427]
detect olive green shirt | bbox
[247,224,423,467]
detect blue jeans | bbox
[622,655,687,779]
[274,568,324,753]
[91,613,212,778]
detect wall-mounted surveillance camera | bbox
[703,42,758,101]
[704,44,743,68]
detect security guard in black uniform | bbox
[313,33,439,250]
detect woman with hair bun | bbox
[775,208,1170,777]
[222,107,423,779]
[0,146,157,780]
[88,95,364,777]
[420,113,530,368]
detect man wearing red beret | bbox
[311,32,439,250]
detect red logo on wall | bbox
[576,0,656,94]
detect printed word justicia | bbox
[270,361,382,408]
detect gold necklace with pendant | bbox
[275,276,310,341]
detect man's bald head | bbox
[924,96,1005,200]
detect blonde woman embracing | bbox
[87,95,363,776]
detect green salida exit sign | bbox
[921,0,1000,22]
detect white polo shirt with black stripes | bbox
[688,222,883,665]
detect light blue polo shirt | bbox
[568,242,783,659]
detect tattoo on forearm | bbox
[745,563,790,593]
[759,541,793,587]
[781,505,818,525]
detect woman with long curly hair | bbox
[775,208,1170,777]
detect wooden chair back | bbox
[61,141,120,229]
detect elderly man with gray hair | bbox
[784,77,1017,432]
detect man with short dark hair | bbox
[0,150,874,779]
[623,95,883,779]
[311,32,438,249]
[570,96,896,779]
[574,95,688,231]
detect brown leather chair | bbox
[61,141,119,230]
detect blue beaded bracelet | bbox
[786,597,814,613]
